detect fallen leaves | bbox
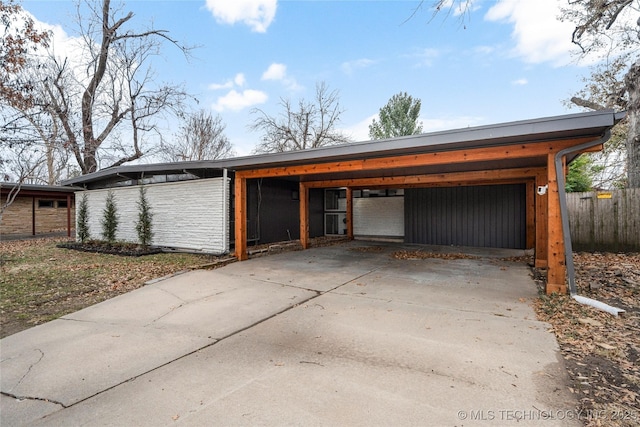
[533,251,640,427]
[391,250,479,260]
[0,238,215,338]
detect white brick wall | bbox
[353,197,404,238]
[75,178,229,254]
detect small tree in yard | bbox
[77,193,90,243]
[135,186,153,248]
[101,191,118,244]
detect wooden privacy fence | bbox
[567,188,640,252]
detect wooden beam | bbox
[235,138,597,179]
[299,182,309,249]
[535,170,548,269]
[525,181,535,249]
[546,153,566,294]
[346,187,353,240]
[303,167,545,189]
[67,194,72,238]
[234,175,248,261]
[31,196,35,236]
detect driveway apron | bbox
[0,242,579,426]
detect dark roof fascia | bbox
[62,110,620,187]
[1,183,81,195]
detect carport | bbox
[233,110,623,294]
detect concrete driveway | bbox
[1,242,579,426]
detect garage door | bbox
[404,184,526,249]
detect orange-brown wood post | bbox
[31,196,36,236]
[535,171,548,268]
[234,174,248,261]
[525,180,535,249]
[67,193,72,237]
[346,187,354,240]
[546,153,566,294]
[299,182,309,249]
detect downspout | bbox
[554,127,625,316]
[222,168,229,254]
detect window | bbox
[353,189,404,198]
[325,189,346,211]
[57,200,68,208]
[38,200,54,208]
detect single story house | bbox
[62,110,624,294]
[0,183,77,238]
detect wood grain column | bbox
[234,174,248,261]
[534,171,548,268]
[299,182,309,249]
[67,194,72,237]
[525,180,535,249]
[346,187,353,240]
[546,153,566,294]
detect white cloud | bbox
[209,73,246,90]
[212,89,268,112]
[484,0,578,67]
[260,62,301,91]
[341,58,375,75]
[512,78,528,86]
[341,114,377,142]
[205,0,277,33]
[261,63,287,81]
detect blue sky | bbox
[22,0,593,157]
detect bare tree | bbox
[250,82,350,153]
[0,0,50,114]
[569,56,630,188]
[165,110,234,161]
[43,0,192,174]
[562,0,640,187]
[418,0,640,187]
[1,143,47,228]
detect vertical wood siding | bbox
[404,184,526,249]
[567,188,640,252]
[76,178,228,253]
[353,197,404,238]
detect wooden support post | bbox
[346,187,353,240]
[67,194,72,238]
[32,197,36,236]
[234,175,248,261]
[525,180,535,249]
[299,182,309,249]
[535,171,548,268]
[546,153,566,294]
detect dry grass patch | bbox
[0,238,217,338]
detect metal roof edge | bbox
[61,109,619,187]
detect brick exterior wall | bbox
[1,195,75,236]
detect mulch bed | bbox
[57,241,164,257]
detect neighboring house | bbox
[62,110,624,294]
[0,183,77,238]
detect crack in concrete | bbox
[6,266,383,418]
[144,303,186,326]
[1,391,66,408]
[12,348,44,391]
